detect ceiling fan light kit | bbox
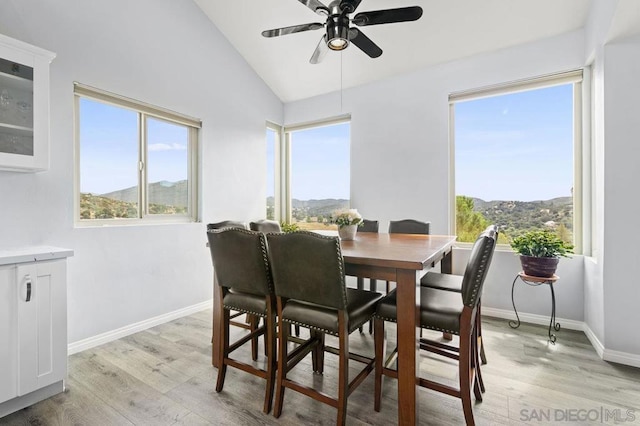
[262,0,423,63]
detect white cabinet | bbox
[0,248,72,418]
[0,33,55,172]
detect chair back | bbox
[461,225,498,307]
[207,228,273,296]
[207,220,247,231]
[250,219,282,233]
[388,219,431,235]
[359,219,379,233]
[267,231,347,310]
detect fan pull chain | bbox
[340,50,343,113]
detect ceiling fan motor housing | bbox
[327,14,350,50]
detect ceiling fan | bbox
[261,0,423,64]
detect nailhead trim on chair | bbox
[283,315,373,337]
[223,305,267,318]
[374,314,460,336]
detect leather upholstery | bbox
[282,288,382,335]
[207,228,273,296]
[461,226,498,307]
[359,219,379,233]
[250,219,282,233]
[420,271,463,292]
[224,290,270,317]
[388,219,431,235]
[207,220,247,231]
[375,288,463,334]
[267,231,348,310]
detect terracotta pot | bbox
[519,255,559,278]
[338,224,357,241]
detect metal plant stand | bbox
[509,272,560,343]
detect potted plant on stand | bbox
[510,229,574,277]
[329,209,363,241]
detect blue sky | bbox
[80,98,187,194]
[455,83,574,202]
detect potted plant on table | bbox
[510,229,574,278]
[329,208,363,241]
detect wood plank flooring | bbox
[2,310,640,425]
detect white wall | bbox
[285,30,587,322]
[602,35,640,356]
[0,0,282,343]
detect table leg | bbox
[395,269,419,425]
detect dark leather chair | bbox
[207,220,247,231]
[386,219,431,292]
[207,228,277,414]
[357,219,379,333]
[250,219,282,233]
[373,225,498,426]
[388,218,431,235]
[266,231,383,425]
[207,221,260,358]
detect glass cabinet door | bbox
[0,58,34,157]
[0,33,55,172]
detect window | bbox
[266,123,279,220]
[267,117,350,230]
[450,71,583,251]
[74,83,199,224]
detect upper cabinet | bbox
[0,34,55,172]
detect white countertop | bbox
[0,246,74,266]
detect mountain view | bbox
[80,180,188,219]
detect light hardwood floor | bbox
[2,310,640,425]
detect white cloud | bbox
[148,143,187,152]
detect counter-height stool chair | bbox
[386,219,431,293]
[249,219,301,337]
[266,231,383,426]
[207,228,277,414]
[357,219,379,333]
[373,226,497,426]
[250,219,282,233]
[420,225,499,369]
[207,221,261,360]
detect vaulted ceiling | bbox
[195,0,592,102]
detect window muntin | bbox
[75,84,199,224]
[451,72,582,251]
[266,126,277,220]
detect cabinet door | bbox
[16,260,67,396]
[0,265,17,403]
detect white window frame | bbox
[266,121,283,222]
[448,70,588,254]
[275,115,351,224]
[73,83,200,226]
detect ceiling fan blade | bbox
[297,0,330,16]
[353,6,423,26]
[348,28,382,58]
[339,0,362,14]
[310,35,329,64]
[262,22,324,38]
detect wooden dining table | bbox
[210,231,457,426]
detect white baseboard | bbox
[484,307,640,369]
[68,299,213,355]
[481,306,584,331]
[582,323,605,358]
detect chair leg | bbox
[374,317,384,412]
[459,328,476,426]
[274,317,289,418]
[263,313,277,414]
[249,315,259,361]
[357,277,365,333]
[473,324,486,394]
[368,280,378,334]
[477,304,487,365]
[471,327,483,402]
[336,315,349,426]
[215,309,230,393]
